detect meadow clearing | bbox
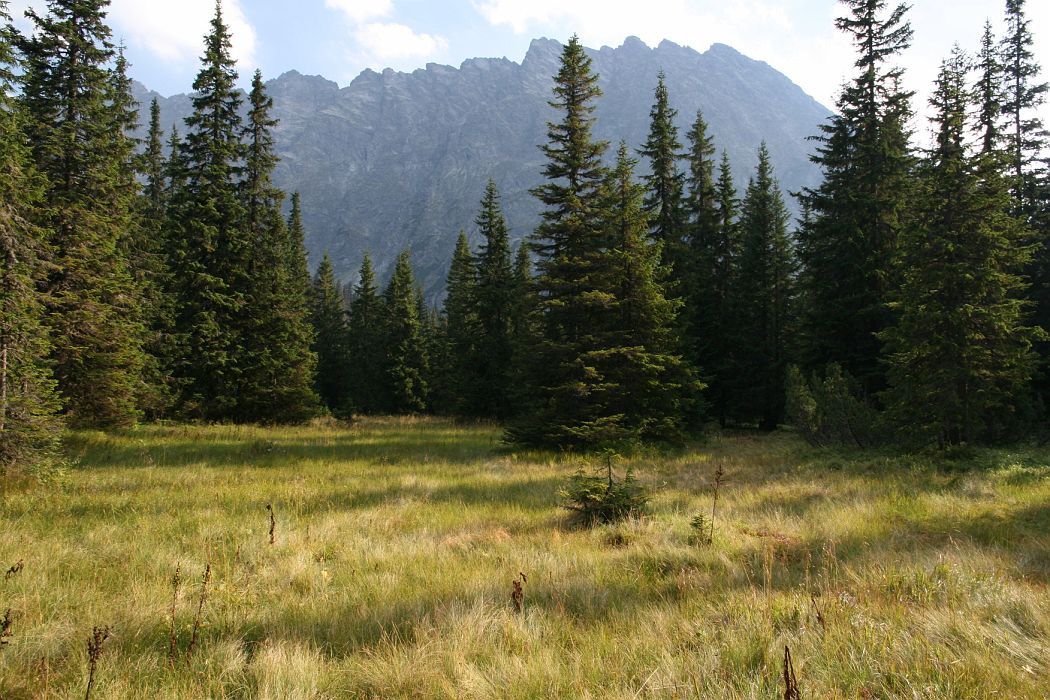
[0,417,1048,698]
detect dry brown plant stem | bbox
[186,562,211,659]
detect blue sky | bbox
[7,0,1050,126]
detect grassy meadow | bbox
[0,417,1048,698]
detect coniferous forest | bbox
[1,0,1049,465]
[4,1,1050,697]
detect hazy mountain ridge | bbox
[133,36,831,295]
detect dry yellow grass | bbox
[0,417,1047,698]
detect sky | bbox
[7,0,1050,129]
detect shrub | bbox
[785,363,886,448]
[561,452,648,525]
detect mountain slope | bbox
[134,36,831,295]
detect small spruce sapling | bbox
[561,451,649,525]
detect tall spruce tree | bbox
[594,143,699,443]
[507,35,614,447]
[382,251,429,413]
[441,231,479,415]
[287,193,312,302]
[511,41,696,447]
[130,98,176,418]
[733,144,796,430]
[19,0,145,427]
[510,242,532,348]
[167,0,247,419]
[1001,0,1047,216]
[235,70,318,423]
[639,72,687,270]
[347,254,386,414]
[474,181,516,418]
[682,112,735,426]
[975,22,1003,156]
[797,0,915,395]
[881,49,1038,446]
[310,254,352,416]
[0,2,62,474]
[1000,0,1050,416]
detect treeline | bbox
[307,0,1050,450]
[2,0,1049,473]
[1,0,317,477]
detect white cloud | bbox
[354,22,448,62]
[471,0,838,100]
[108,0,257,68]
[322,1,447,72]
[325,0,393,24]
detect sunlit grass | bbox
[0,417,1048,698]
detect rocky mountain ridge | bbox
[133,36,832,295]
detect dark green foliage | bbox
[310,255,351,417]
[561,453,648,525]
[797,0,915,395]
[473,181,516,418]
[509,35,612,447]
[1000,0,1047,216]
[167,1,247,420]
[382,251,429,413]
[19,0,146,428]
[286,193,312,304]
[1000,0,1050,416]
[510,242,533,347]
[441,231,479,415]
[639,72,687,269]
[346,254,386,414]
[975,22,1003,156]
[0,4,62,476]
[683,110,738,425]
[234,72,318,423]
[590,143,699,444]
[785,364,883,448]
[733,144,796,430]
[510,39,696,448]
[880,49,1038,447]
[131,98,176,418]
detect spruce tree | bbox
[508,35,613,447]
[310,254,352,416]
[19,0,145,427]
[975,21,1003,156]
[0,3,62,475]
[167,0,247,419]
[639,72,687,269]
[510,242,532,347]
[511,42,697,448]
[287,193,312,302]
[1000,0,1047,216]
[346,254,386,414]
[130,98,176,418]
[682,112,735,426]
[593,143,699,443]
[507,241,534,417]
[1000,0,1050,416]
[442,231,479,415]
[474,181,516,418]
[881,49,1038,446]
[733,144,796,430]
[235,70,318,423]
[382,251,429,413]
[796,0,915,395]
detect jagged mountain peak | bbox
[135,37,831,297]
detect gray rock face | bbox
[133,37,831,296]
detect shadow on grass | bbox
[65,428,504,470]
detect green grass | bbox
[1,417,1048,698]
